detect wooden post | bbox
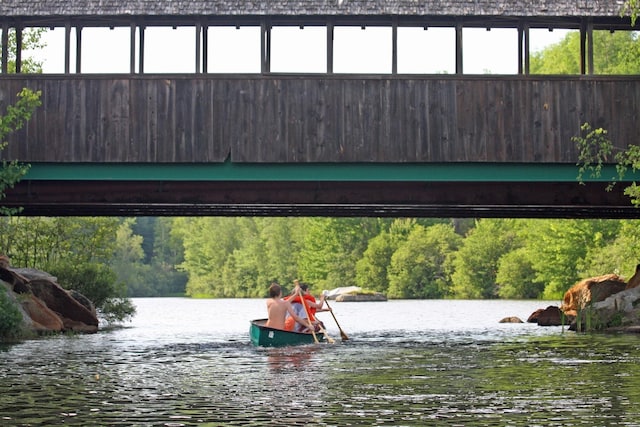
[580,19,587,75]
[75,26,82,73]
[326,21,334,74]
[392,17,398,74]
[202,24,208,73]
[130,21,136,73]
[139,24,145,74]
[1,22,8,74]
[64,20,71,74]
[587,19,594,75]
[455,19,463,74]
[261,19,271,73]
[15,24,22,73]
[195,21,201,73]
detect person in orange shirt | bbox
[284,282,326,332]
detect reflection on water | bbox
[2,298,640,426]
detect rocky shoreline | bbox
[0,265,99,335]
[515,265,640,332]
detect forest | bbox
[1,216,639,303]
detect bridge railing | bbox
[1,74,638,164]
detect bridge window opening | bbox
[13,27,56,73]
[80,27,130,73]
[144,26,195,73]
[333,26,392,73]
[462,27,519,74]
[528,28,579,74]
[207,26,261,73]
[592,30,640,74]
[397,27,455,74]
[270,26,326,73]
[21,27,76,74]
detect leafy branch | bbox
[622,0,640,25]
[574,122,640,206]
[0,88,42,215]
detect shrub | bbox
[48,262,135,323]
[0,286,24,341]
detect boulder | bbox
[11,267,57,283]
[561,274,626,317]
[625,264,640,289]
[335,292,387,302]
[499,316,523,323]
[69,289,97,318]
[0,262,100,336]
[570,285,640,332]
[528,305,567,326]
[20,295,64,332]
[28,278,98,328]
[59,316,99,334]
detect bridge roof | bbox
[0,0,630,19]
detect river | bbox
[2,298,640,426]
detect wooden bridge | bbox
[1,1,639,217]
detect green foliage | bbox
[0,88,42,216]
[355,230,396,292]
[0,217,135,323]
[495,248,543,299]
[581,220,640,279]
[297,217,379,290]
[387,223,462,298]
[0,285,24,341]
[450,219,522,299]
[48,261,135,323]
[622,0,640,25]
[521,219,620,300]
[530,31,640,75]
[573,123,615,185]
[1,28,46,74]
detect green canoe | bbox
[250,319,325,347]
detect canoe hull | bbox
[250,319,323,347]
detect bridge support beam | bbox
[4,180,640,218]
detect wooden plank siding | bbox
[1,75,639,164]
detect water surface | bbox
[2,298,640,426]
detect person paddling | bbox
[265,282,309,331]
[285,282,327,332]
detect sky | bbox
[29,25,572,75]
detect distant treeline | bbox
[1,216,638,300]
[169,217,638,301]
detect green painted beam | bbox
[23,162,633,182]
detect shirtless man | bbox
[265,282,309,330]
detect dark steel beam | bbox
[4,180,639,218]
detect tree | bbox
[1,28,45,73]
[355,230,396,293]
[495,248,543,299]
[355,218,417,293]
[580,220,640,280]
[530,31,640,75]
[0,88,41,215]
[520,219,620,300]
[112,218,151,297]
[387,223,462,299]
[450,219,522,299]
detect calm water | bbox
[2,298,640,426]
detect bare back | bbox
[265,297,290,329]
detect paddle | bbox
[298,291,319,344]
[316,320,336,344]
[323,296,349,341]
